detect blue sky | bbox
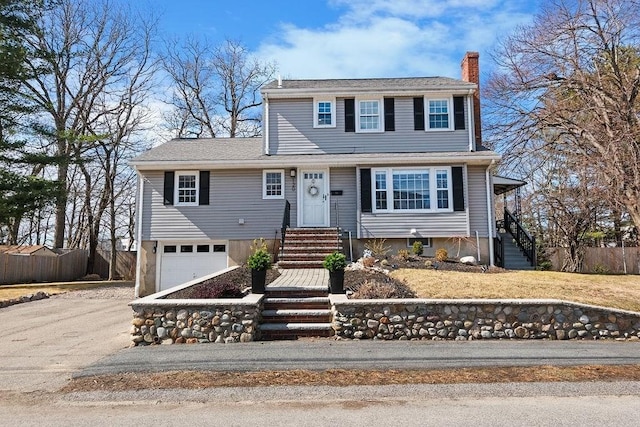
[152,0,539,80]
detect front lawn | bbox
[392,269,640,312]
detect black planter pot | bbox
[251,269,267,293]
[329,269,345,294]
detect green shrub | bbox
[412,240,424,256]
[247,238,272,270]
[435,248,448,262]
[323,251,347,272]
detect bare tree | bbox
[21,0,158,248]
[162,37,275,138]
[485,0,640,240]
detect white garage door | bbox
[159,242,228,291]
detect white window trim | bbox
[371,166,453,213]
[313,97,336,128]
[175,171,199,206]
[356,97,384,133]
[262,169,285,200]
[425,96,454,131]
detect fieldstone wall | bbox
[130,303,261,345]
[330,297,640,341]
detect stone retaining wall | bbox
[330,296,640,341]
[130,302,261,345]
[130,267,262,346]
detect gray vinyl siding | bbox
[141,170,293,240]
[360,212,468,238]
[467,165,490,237]
[329,168,357,234]
[269,97,470,155]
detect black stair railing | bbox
[280,200,291,256]
[494,233,504,268]
[503,208,536,266]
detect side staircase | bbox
[278,227,342,269]
[259,286,333,340]
[500,233,535,270]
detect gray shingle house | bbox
[131,52,527,297]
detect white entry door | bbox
[300,170,329,227]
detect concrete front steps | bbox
[278,228,342,269]
[500,233,535,270]
[259,288,333,340]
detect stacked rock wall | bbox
[130,304,260,345]
[331,299,640,341]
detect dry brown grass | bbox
[62,365,640,392]
[391,269,640,312]
[0,283,111,302]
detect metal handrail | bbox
[494,234,504,267]
[280,200,290,256]
[504,208,536,266]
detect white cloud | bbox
[256,0,534,79]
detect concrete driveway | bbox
[0,286,132,393]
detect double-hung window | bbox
[313,98,335,128]
[263,170,284,199]
[357,99,382,132]
[175,172,198,206]
[372,167,452,213]
[427,99,452,130]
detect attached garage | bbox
[158,241,228,291]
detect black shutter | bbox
[413,97,424,131]
[384,97,395,131]
[344,98,355,132]
[452,167,465,211]
[163,171,174,205]
[453,96,465,130]
[199,171,210,205]
[360,168,372,213]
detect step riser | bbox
[279,262,325,269]
[262,315,332,323]
[260,330,334,340]
[264,304,329,311]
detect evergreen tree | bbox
[0,0,58,244]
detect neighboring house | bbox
[131,52,528,297]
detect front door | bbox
[300,170,329,227]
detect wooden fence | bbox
[0,249,88,285]
[94,249,137,280]
[549,247,640,274]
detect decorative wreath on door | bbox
[307,184,320,196]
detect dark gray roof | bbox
[130,137,500,169]
[132,138,263,163]
[262,77,475,92]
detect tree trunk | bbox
[53,162,68,248]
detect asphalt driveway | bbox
[0,286,133,393]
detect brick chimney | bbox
[461,51,481,146]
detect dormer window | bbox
[313,98,335,128]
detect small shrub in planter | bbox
[247,238,272,293]
[412,240,424,256]
[323,251,347,293]
[435,248,448,262]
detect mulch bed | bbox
[165,267,280,299]
[384,255,505,273]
